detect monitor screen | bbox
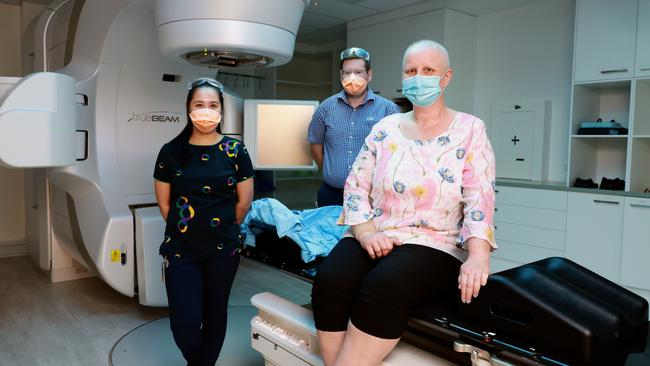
[243,99,318,170]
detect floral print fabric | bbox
[340,112,497,261]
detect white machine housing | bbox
[0,0,311,305]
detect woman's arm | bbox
[459,238,491,303]
[458,118,497,303]
[235,178,254,224]
[154,180,171,221]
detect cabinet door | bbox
[492,111,534,180]
[574,0,638,82]
[636,0,650,77]
[565,192,624,282]
[621,197,650,290]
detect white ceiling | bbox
[1,0,553,46]
[297,0,554,45]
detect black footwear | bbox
[600,177,625,191]
[574,177,598,189]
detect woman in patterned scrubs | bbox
[153,78,254,366]
[311,40,497,366]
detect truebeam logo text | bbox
[127,111,182,123]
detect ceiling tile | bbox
[300,11,345,29]
[297,23,347,44]
[306,0,377,20]
[355,0,430,12]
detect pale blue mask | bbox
[401,74,446,107]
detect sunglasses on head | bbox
[188,78,224,92]
[340,47,370,62]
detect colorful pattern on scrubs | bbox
[154,136,254,259]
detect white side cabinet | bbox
[621,197,650,290]
[491,185,567,273]
[565,192,625,282]
[574,0,638,82]
[635,0,650,77]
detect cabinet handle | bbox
[495,189,499,194]
[396,89,402,93]
[630,203,650,209]
[600,68,628,74]
[494,208,499,212]
[640,67,650,71]
[593,199,620,205]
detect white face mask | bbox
[189,108,221,133]
[341,73,368,95]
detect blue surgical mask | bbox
[401,74,445,107]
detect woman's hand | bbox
[358,232,402,259]
[458,238,491,303]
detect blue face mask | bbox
[401,74,445,107]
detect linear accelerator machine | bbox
[2,2,647,366]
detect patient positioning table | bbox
[404,257,648,365]
[249,245,648,365]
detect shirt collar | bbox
[336,89,377,107]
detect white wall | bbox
[473,0,575,182]
[0,3,22,77]
[0,2,44,254]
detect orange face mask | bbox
[342,73,368,95]
[189,108,221,133]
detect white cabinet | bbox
[621,197,650,290]
[491,186,567,272]
[565,192,624,282]
[635,0,650,77]
[574,0,638,82]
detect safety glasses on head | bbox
[188,78,224,92]
[340,47,370,63]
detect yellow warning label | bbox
[111,250,121,262]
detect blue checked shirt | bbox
[307,90,401,189]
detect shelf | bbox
[633,135,650,138]
[633,79,650,135]
[573,79,632,88]
[571,135,628,138]
[571,82,631,135]
[630,138,650,192]
[569,137,627,188]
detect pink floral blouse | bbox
[339,112,497,261]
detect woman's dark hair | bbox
[168,83,224,167]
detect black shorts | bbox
[311,237,462,339]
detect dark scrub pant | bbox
[311,237,462,339]
[164,254,240,366]
[317,183,344,207]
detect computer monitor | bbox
[243,99,319,170]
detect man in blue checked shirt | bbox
[308,47,401,207]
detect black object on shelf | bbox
[574,177,599,189]
[577,127,628,135]
[600,177,625,191]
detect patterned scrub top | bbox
[153,136,255,260]
[339,112,497,261]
